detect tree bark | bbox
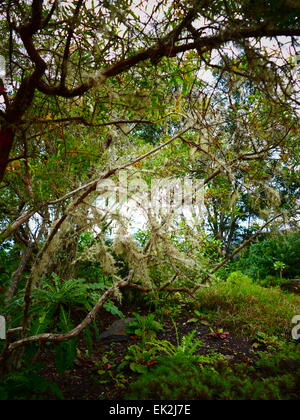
[5,243,34,304]
[0,127,14,182]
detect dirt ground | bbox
[41,306,257,400]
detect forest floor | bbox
[40,305,257,400]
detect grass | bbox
[195,272,300,338]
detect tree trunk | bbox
[5,243,34,305]
[0,127,14,182]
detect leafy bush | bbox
[3,274,123,373]
[0,365,63,400]
[230,232,300,280]
[126,344,300,400]
[125,312,163,341]
[195,272,300,337]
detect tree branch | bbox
[6,272,134,353]
[37,22,300,98]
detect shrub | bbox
[230,232,300,280]
[126,344,300,400]
[126,355,221,400]
[3,274,123,373]
[0,365,63,400]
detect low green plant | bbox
[125,312,163,343]
[252,332,285,351]
[209,327,230,340]
[120,328,203,374]
[255,343,300,370]
[126,343,300,400]
[0,365,63,400]
[149,330,202,358]
[120,344,159,374]
[125,354,226,400]
[95,357,129,389]
[118,313,163,374]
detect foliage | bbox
[125,354,227,400]
[54,338,78,375]
[274,261,287,279]
[125,313,163,341]
[3,274,124,372]
[0,243,22,294]
[122,315,209,375]
[29,274,125,370]
[0,365,63,400]
[149,330,202,358]
[229,232,300,280]
[257,275,291,289]
[0,0,299,380]
[121,344,159,374]
[28,275,104,333]
[103,301,124,319]
[195,272,300,337]
[126,343,300,400]
[252,332,285,351]
[94,350,131,390]
[117,313,164,374]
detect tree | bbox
[0,0,299,372]
[0,0,299,180]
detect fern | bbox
[32,275,101,310]
[28,275,109,373]
[5,274,122,374]
[149,330,202,357]
[0,365,63,400]
[54,339,77,375]
[30,275,106,331]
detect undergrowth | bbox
[0,364,63,400]
[126,344,300,400]
[195,272,300,337]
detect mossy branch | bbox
[3,271,134,357]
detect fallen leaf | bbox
[146,360,158,367]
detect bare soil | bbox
[40,306,257,400]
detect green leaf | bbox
[187,318,199,323]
